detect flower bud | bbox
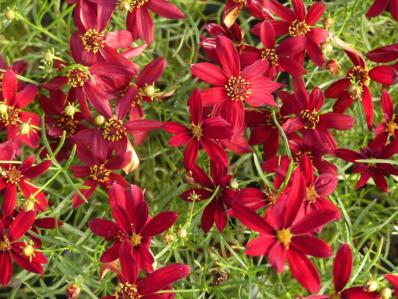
[230,179,239,190]
[364,280,379,292]
[5,9,15,21]
[143,85,156,98]
[163,232,176,244]
[66,284,81,299]
[323,17,333,28]
[177,228,188,239]
[94,115,105,126]
[326,60,339,75]
[20,123,32,135]
[65,103,78,117]
[381,288,392,299]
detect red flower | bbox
[222,0,272,27]
[102,246,190,299]
[0,211,47,286]
[232,171,337,294]
[192,36,282,129]
[180,162,236,233]
[374,91,398,143]
[89,183,177,272]
[265,0,328,66]
[303,244,380,299]
[281,78,354,152]
[0,70,40,148]
[164,89,233,170]
[325,51,374,128]
[366,0,398,21]
[71,135,132,207]
[0,144,51,216]
[335,138,398,192]
[71,0,137,66]
[241,21,307,78]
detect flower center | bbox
[81,29,105,53]
[115,282,140,299]
[0,103,20,126]
[305,185,319,203]
[89,163,111,183]
[57,115,79,137]
[276,228,293,249]
[191,123,203,140]
[225,76,252,101]
[288,20,310,36]
[130,233,142,246]
[0,237,11,252]
[386,120,397,135]
[66,67,90,88]
[102,116,127,142]
[2,166,23,184]
[349,66,370,87]
[118,0,148,11]
[22,241,36,261]
[300,109,320,129]
[261,48,279,66]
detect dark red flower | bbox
[366,0,398,21]
[241,21,307,78]
[164,89,233,170]
[335,138,398,192]
[71,134,132,207]
[232,170,338,294]
[89,183,177,272]
[303,244,380,299]
[192,36,282,129]
[0,210,47,286]
[281,78,354,152]
[325,50,374,128]
[0,70,40,148]
[374,91,398,143]
[0,145,51,216]
[180,162,236,233]
[71,0,138,66]
[102,248,190,299]
[264,0,328,66]
[222,0,272,27]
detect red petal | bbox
[141,211,177,237]
[0,252,13,286]
[88,218,119,240]
[306,2,326,25]
[231,203,273,234]
[333,244,352,292]
[191,62,227,86]
[9,210,36,241]
[2,69,17,103]
[216,36,240,77]
[291,208,338,234]
[137,57,166,86]
[245,234,275,256]
[291,235,332,258]
[183,140,199,170]
[369,65,397,86]
[147,0,185,19]
[366,0,389,18]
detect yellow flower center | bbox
[300,109,320,129]
[115,282,140,299]
[261,48,279,66]
[349,66,370,87]
[89,163,111,183]
[0,237,11,252]
[288,20,310,36]
[118,0,148,11]
[102,116,127,142]
[66,67,90,88]
[81,29,105,53]
[276,228,293,249]
[22,241,36,261]
[191,123,203,140]
[2,166,23,185]
[0,103,20,126]
[305,185,319,203]
[57,115,79,137]
[130,233,142,246]
[386,120,397,135]
[225,76,252,101]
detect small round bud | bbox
[0,103,8,114]
[22,243,35,258]
[22,197,35,211]
[65,103,77,117]
[66,283,81,299]
[326,60,339,75]
[323,17,333,28]
[177,228,188,239]
[230,179,239,190]
[143,85,156,98]
[5,9,15,21]
[20,123,32,135]
[381,288,392,299]
[94,115,106,126]
[322,43,333,56]
[163,232,176,244]
[364,280,379,292]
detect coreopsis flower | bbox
[232,171,338,293]
[0,70,40,148]
[374,91,398,143]
[367,43,398,63]
[164,89,233,170]
[335,138,398,192]
[325,50,375,128]
[180,162,235,233]
[0,145,51,216]
[281,78,354,152]
[71,135,131,207]
[192,36,282,129]
[241,21,306,78]
[43,59,135,118]
[303,244,380,299]
[89,183,177,272]
[222,0,272,27]
[265,0,328,66]
[71,0,137,65]
[245,109,287,160]
[102,245,190,299]
[0,210,47,286]
[366,0,398,21]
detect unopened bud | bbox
[323,17,333,28]
[163,232,176,244]
[143,85,156,98]
[20,123,31,135]
[66,283,81,299]
[326,60,339,75]
[5,10,15,21]
[94,115,105,126]
[364,280,379,292]
[65,103,78,117]
[230,179,239,190]
[322,43,333,56]
[177,228,188,239]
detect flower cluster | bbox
[1,0,398,298]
